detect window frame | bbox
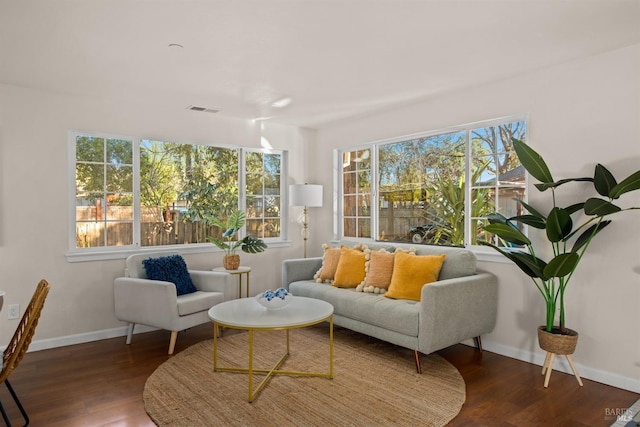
[67,131,289,262]
[334,115,528,262]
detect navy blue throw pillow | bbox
[142,255,198,296]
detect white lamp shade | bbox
[289,184,323,207]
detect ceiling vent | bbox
[186,105,219,114]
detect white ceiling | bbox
[1,0,639,129]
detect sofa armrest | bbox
[114,277,180,329]
[281,257,323,289]
[418,271,498,354]
[189,270,235,300]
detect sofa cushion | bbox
[142,254,198,296]
[357,247,417,293]
[333,246,367,288]
[384,252,446,301]
[290,281,419,336]
[177,291,224,316]
[314,242,368,284]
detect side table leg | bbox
[246,272,250,298]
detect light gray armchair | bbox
[114,251,235,354]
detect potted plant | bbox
[207,210,267,270]
[481,139,640,355]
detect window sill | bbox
[66,240,292,263]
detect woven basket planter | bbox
[537,326,579,355]
[223,255,240,270]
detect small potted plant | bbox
[481,139,640,356]
[207,210,267,270]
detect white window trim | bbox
[67,131,290,262]
[333,114,528,261]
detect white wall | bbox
[0,84,313,346]
[312,44,640,391]
[1,43,638,392]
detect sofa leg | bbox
[168,331,178,355]
[473,336,483,353]
[414,350,422,374]
[126,323,135,345]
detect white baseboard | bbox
[14,324,158,353]
[475,338,640,394]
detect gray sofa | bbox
[282,240,498,372]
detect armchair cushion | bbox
[142,255,197,296]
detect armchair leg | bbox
[168,331,178,355]
[473,336,483,353]
[126,323,135,345]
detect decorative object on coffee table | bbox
[481,139,640,387]
[207,210,267,270]
[255,288,291,309]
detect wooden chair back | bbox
[0,280,50,383]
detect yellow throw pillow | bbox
[384,252,446,301]
[314,244,342,283]
[333,246,367,288]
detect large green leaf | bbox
[584,198,622,216]
[546,207,573,242]
[609,170,640,199]
[483,223,531,245]
[509,214,546,229]
[571,220,611,252]
[505,249,548,279]
[534,177,592,192]
[486,212,509,224]
[564,202,585,215]
[594,164,617,198]
[543,253,579,278]
[512,139,554,184]
[478,243,544,278]
[241,235,267,253]
[226,210,246,229]
[514,198,545,219]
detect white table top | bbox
[212,266,251,274]
[208,296,333,329]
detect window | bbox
[74,135,134,248]
[70,132,286,256]
[342,149,372,238]
[245,150,282,239]
[339,117,526,247]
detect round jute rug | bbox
[144,325,465,427]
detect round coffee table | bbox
[208,296,334,402]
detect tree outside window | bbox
[71,132,285,251]
[340,118,527,246]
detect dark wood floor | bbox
[0,324,637,426]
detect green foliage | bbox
[206,210,267,256]
[425,162,495,246]
[481,139,640,333]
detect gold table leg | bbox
[212,316,334,402]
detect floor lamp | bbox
[290,184,323,258]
